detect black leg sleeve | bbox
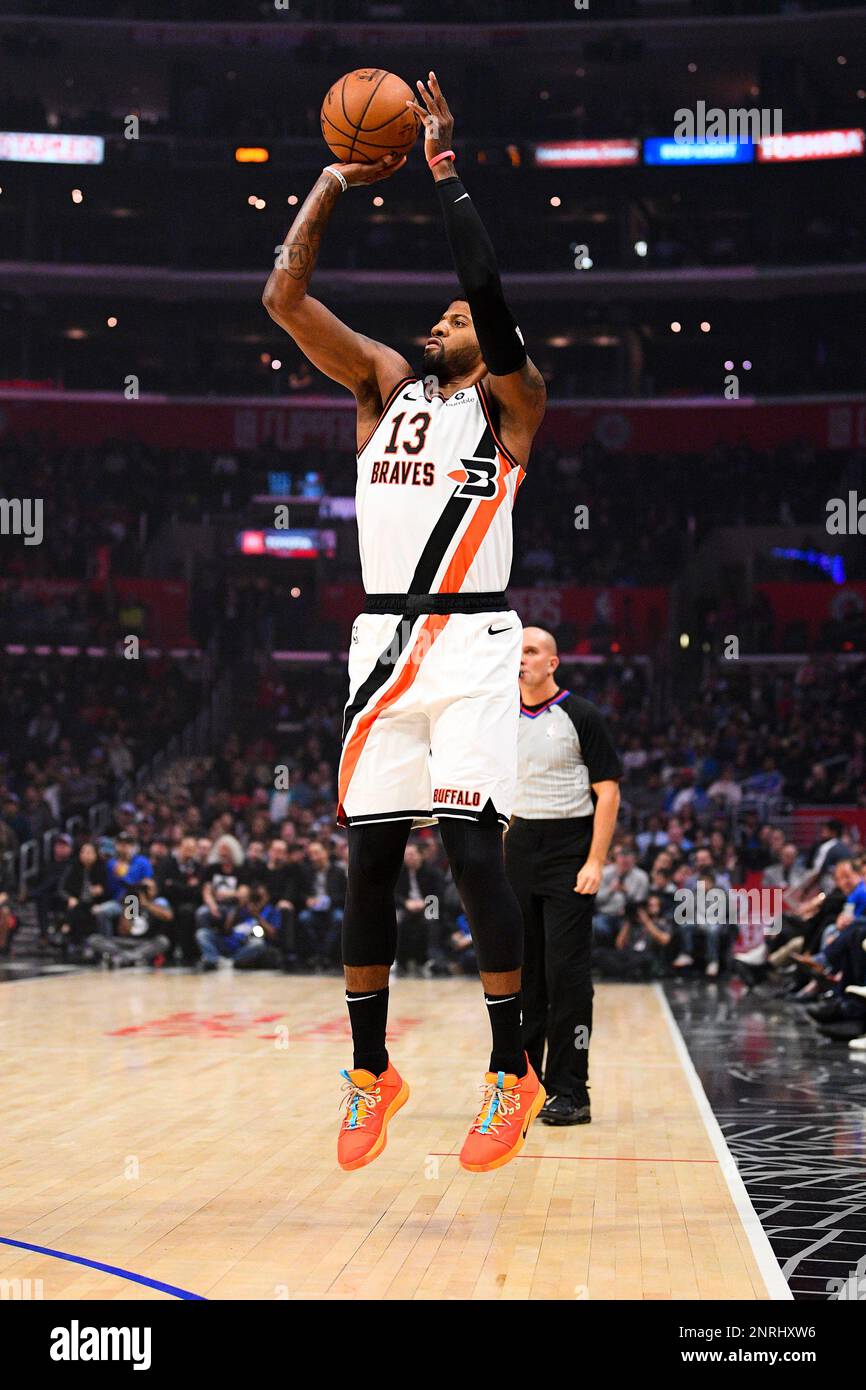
[439,818,523,974]
[342,820,412,968]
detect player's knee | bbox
[347,823,407,890]
[443,822,505,898]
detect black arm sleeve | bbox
[434,174,527,377]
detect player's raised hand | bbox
[330,153,408,187]
[406,70,454,163]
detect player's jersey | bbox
[355,376,526,595]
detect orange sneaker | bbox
[459,1056,545,1173]
[337,1061,409,1171]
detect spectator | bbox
[157,835,205,964]
[593,848,649,946]
[393,842,445,976]
[86,877,172,969]
[29,833,74,940]
[57,841,109,955]
[295,840,346,970]
[194,836,249,960]
[92,831,155,935]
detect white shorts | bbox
[337,608,522,831]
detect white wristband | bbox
[323,165,348,192]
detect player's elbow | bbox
[262,276,302,323]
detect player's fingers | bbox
[369,155,406,181]
[415,78,437,114]
[405,98,428,121]
[427,70,448,110]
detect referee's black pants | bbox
[504,815,595,1101]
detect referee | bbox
[504,628,621,1125]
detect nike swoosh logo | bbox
[521,1118,531,1139]
[453,193,470,203]
[488,624,512,635]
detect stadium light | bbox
[235,147,269,163]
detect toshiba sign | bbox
[758,128,864,163]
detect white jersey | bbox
[355,376,526,595]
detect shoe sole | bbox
[460,1083,547,1173]
[540,1111,591,1126]
[337,1080,410,1172]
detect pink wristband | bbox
[428,149,455,168]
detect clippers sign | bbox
[0,132,105,164]
[758,128,865,163]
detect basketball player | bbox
[263,72,547,1172]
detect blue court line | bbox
[0,1236,207,1300]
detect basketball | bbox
[320,68,420,164]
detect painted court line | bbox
[654,983,793,1301]
[0,1236,206,1300]
[429,1152,720,1163]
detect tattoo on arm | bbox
[284,236,313,279]
[268,174,340,300]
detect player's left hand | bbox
[574,858,603,895]
[406,70,454,164]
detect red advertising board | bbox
[755,581,866,645]
[2,392,866,456]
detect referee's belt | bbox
[363,591,508,616]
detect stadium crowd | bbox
[1,652,862,1046]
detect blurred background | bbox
[0,0,864,997]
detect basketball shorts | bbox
[337,607,522,831]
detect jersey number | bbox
[383,411,431,456]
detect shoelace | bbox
[471,1077,520,1136]
[339,1071,381,1131]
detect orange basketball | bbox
[320,68,420,165]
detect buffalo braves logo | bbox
[447,454,499,499]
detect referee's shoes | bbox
[540,1091,591,1126]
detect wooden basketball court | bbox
[0,971,789,1300]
